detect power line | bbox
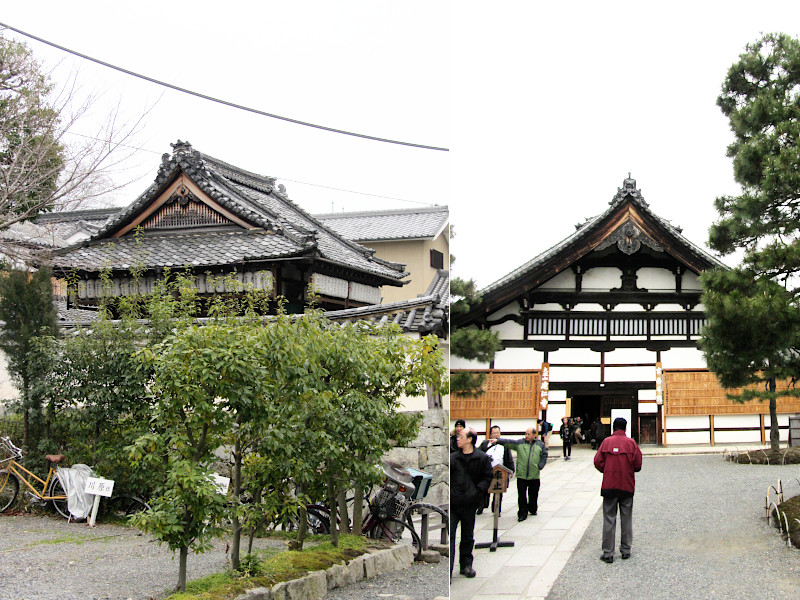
[0,21,449,152]
[64,130,438,206]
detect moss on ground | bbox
[776,495,800,548]
[166,534,391,600]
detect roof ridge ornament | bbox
[610,173,648,207]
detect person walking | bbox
[450,428,493,578]
[559,417,573,461]
[537,418,553,448]
[490,427,547,521]
[594,417,643,563]
[590,417,606,450]
[478,425,515,515]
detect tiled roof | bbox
[48,141,407,282]
[49,229,304,271]
[482,177,726,295]
[316,206,449,242]
[425,269,449,305]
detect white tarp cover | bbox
[56,464,95,520]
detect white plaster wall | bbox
[450,355,489,369]
[539,270,575,289]
[639,403,657,414]
[664,415,710,444]
[612,303,645,312]
[489,303,520,321]
[652,303,686,312]
[713,414,762,444]
[636,267,675,291]
[683,271,702,291]
[495,320,525,339]
[571,303,605,312]
[551,347,599,363]
[0,349,18,410]
[606,366,655,382]
[638,389,656,401]
[661,347,706,369]
[493,347,544,369]
[484,418,540,438]
[606,348,655,364]
[582,267,621,291]
[535,303,566,312]
[550,365,600,382]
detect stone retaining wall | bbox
[235,544,414,600]
[383,408,449,505]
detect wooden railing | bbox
[526,311,705,340]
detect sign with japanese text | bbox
[655,362,663,405]
[540,362,550,409]
[84,477,114,497]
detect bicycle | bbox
[0,436,69,518]
[304,463,424,559]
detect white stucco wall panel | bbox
[571,303,606,312]
[582,267,621,291]
[536,303,567,312]
[638,389,656,401]
[489,303,520,321]
[639,403,657,414]
[551,348,599,363]
[714,430,761,444]
[651,303,687,312]
[605,366,655,382]
[450,355,489,369]
[606,348,656,364]
[493,348,545,369]
[539,270,575,289]
[550,365,600,382]
[495,320,525,339]
[666,431,711,444]
[612,303,645,312]
[683,271,702,291]
[661,347,706,369]
[636,267,675,291]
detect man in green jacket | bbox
[490,427,548,521]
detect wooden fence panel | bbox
[450,370,540,419]
[664,369,800,415]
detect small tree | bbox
[0,268,57,449]
[702,32,800,451]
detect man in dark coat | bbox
[590,417,605,450]
[594,417,643,563]
[450,419,466,453]
[450,428,493,578]
[477,425,515,514]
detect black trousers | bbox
[562,440,572,457]
[517,477,540,517]
[450,504,477,573]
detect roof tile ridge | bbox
[315,205,448,219]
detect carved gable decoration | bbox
[113,174,253,237]
[594,218,663,256]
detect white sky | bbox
[450,1,800,288]
[0,2,448,216]
[6,2,800,292]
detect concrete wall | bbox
[384,408,448,505]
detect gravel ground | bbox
[0,513,449,600]
[0,514,284,600]
[547,454,800,600]
[324,555,449,600]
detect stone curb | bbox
[233,544,414,600]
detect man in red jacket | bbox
[593,417,642,563]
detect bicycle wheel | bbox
[368,517,422,560]
[103,495,150,520]
[306,506,331,534]
[0,470,19,512]
[402,502,449,543]
[47,476,70,520]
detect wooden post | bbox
[475,465,514,552]
[760,413,766,445]
[709,415,715,446]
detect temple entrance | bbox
[569,391,639,442]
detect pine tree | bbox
[701,33,800,451]
[0,268,58,449]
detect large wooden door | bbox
[639,415,657,445]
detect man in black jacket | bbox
[450,428,493,578]
[478,425,514,515]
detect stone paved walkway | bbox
[450,443,800,600]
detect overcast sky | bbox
[450,1,800,288]
[6,3,800,292]
[1,2,448,216]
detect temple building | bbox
[46,141,409,315]
[451,176,800,446]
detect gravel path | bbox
[0,514,284,600]
[0,513,449,600]
[547,454,800,600]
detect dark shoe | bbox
[621,553,630,560]
[530,510,537,515]
[476,508,483,515]
[600,555,614,563]
[517,515,527,522]
[460,566,477,578]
